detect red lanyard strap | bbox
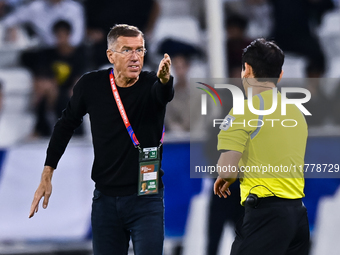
[109,69,165,149]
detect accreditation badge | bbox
[138,147,159,196]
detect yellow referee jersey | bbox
[217,89,308,205]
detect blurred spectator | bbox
[158,38,202,133]
[2,0,85,47]
[268,0,334,77]
[225,14,252,78]
[84,0,160,68]
[244,0,272,38]
[21,20,86,137]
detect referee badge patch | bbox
[220,115,235,131]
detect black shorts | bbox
[230,196,310,255]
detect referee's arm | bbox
[214,150,242,198]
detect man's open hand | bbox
[29,166,54,218]
[157,53,171,84]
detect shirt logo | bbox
[220,115,235,131]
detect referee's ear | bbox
[277,70,284,84]
[244,62,254,78]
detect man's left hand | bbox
[214,176,234,198]
[157,53,171,84]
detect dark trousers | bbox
[231,197,310,255]
[207,180,244,255]
[91,188,164,255]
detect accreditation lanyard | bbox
[109,69,140,148]
[109,69,164,196]
[109,69,165,149]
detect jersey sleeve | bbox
[217,98,259,153]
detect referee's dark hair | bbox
[242,38,284,84]
[107,24,144,48]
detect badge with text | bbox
[138,147,160,196]
[139,147,158,161]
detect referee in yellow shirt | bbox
[214,38,309,255]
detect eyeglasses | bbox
[110,48,147,57]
